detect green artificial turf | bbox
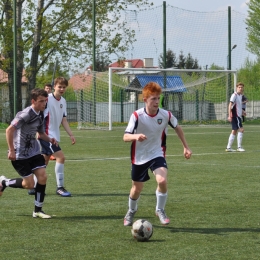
[0,125,260,259]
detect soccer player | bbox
[27,84,55,195]
[123,82,192,226]
[0,88,57,218]
[225,82,246,152]
[44,83,56,161]
[44,83,53,94]
[41,77,75,196]
[28,77,76,197]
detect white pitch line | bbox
[63,150,256,162]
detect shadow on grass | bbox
[154,225,260,235]
[123,238,166,243]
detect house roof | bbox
[68,73,93,90]
[109,59,144,68]
[128,75,187,93]
[0,68,28,83]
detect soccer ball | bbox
[131,219,153,242]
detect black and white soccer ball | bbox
[131,219,153,242]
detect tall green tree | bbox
[177,51,186,69]
[185,53,194,69]
[0,0,152,120]
[158,49,177,68]
[246,0,260,57]
[36,62,70,88]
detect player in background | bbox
[0,88,57,218]
[123,82,192,226]
[225,82,246,152]
[29,77,76,197]
[43,83,56,161]
[44,83,53,94]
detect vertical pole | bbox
[163,1,166,70]
[108,68,112,130]
[228,6,231,71]
[92,0,96,72]
[92,0,96,125]
[227,6,232,98]
[163,1,167,109]
[13,0,17,115]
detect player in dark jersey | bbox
[0,88,57,219]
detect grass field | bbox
[1,125,260,259]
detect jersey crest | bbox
[157,119,162,125]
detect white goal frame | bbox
[108,67,237,130]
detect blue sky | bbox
[116,0,254,70]
[150,0,249,14]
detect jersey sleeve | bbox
[230,93,236,103]
[11,111,29,129]
[168,111,178,128]
[125,112,138,134]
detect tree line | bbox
[158,49,200,69]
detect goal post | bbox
[108,67,237,129]
[76,67,237,130]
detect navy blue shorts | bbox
[39,139,61,155]
[11,154,46,177]
[131,157,168,182]
[231,116,242,130]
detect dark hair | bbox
[31,88,48,100]
[44,83,52,88]
[54,77,68,86]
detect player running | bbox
[123,82,192,226]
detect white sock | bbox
[129,196,139,212]
[227,134,236,148]
[237,132,243,148]
[55,162,64,188]
[156,190,168,211]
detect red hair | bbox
[142,82,162,99]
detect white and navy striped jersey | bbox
[11,106,44,159]
[230,92,242,118]
[125,107,178,165]
[44,93,67,142]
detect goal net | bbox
[74,68,237,130]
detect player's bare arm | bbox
[227,101,233,122]
[123,133,147,142]
[174,125,192,159]
[38,132,58,146]
[6,125,16,161]
[61,117,76,144]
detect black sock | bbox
[34,183,46,212]
[5,178,23,188]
